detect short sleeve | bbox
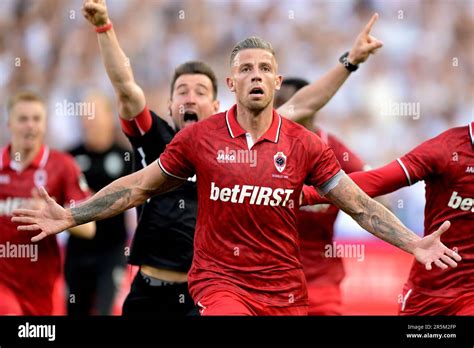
[158,124,197,180]
[305,132,342,190]
[61,155,91,206]
[397,133,447,185]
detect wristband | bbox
[339,51,359,72]
[95,21,113,34]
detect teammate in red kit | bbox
[302,122,474,315]
[0,92,96,315]
[12,40,461,316]
[275,78,367,315]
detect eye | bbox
[262,65,271,72]
[241,66,250,73]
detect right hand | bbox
[82,0,109,27]
[11,187,74,242]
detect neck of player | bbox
[236,102,273,143]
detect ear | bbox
[226,77,235,92]
[212,99,220,113]
[167,98,172,116]
[275,74,283,91]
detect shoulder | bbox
[187,111,227,135]
[280,117,324,149]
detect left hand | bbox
[412,221,462,270]
[348,13,384,65]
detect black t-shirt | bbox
[125,111,197,272]
[67,143,132,255]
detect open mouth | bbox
[183,112,198,123]
[249,87,264,96]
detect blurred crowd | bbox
[0,0,472,233]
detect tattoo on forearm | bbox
[71,187,132,225]
[328,176,419,253]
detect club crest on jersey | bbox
[273,152,287,173]
[34,169,47,187]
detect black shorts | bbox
[122,270,198,317]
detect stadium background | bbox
[0,0,472,314]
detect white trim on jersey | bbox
[157,158,188,181]
[274,113,282,143]
[401,288,413,312]
[225,110,235,138]
[396,158,412,186]
[197,301,207,315]
[469,122,473,145]
[39,146,50,168]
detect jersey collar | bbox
[0,144,49,171]
[225,104,282,144]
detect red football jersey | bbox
[159,105,342,306]
[398,122,474,297]
[298,128,365,286]
[0,144,89,314]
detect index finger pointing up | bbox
[364,13,379,35]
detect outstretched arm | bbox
[12,162,184,242]
[325,174,461,270]
[277,13,383,121]
[83,0,146,120]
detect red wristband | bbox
[95,21,113,34]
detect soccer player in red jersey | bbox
[12,39,461,316]
[275,78,367,315]
[80,0,383,316]
[303,122,474,315]
[0,92,95,315]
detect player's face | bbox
[227,49,282,113]
[8,101,46,151]
[169,74,220,130]
[274,84,298,108]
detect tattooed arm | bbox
[12,162,184,242]
[325,174,461,270]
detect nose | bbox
[184,91,197,105]
[251,69,263,83]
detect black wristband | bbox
[339,51,359,72]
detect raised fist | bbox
[82,0,109,27]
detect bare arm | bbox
[69,222,96,239]
[277,13,383,122]
[83,0,145,120]
[12,162,184,242]
[325,174,461,270]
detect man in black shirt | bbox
[82,0,382,316]
[66,92,132,315]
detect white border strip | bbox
[39,146,50,168]
[225,110,235,138]
[397,158,412,186]
[157,158,188,181]
[401,288,413,312]
[469,122,473,145]
[274,114,282,143]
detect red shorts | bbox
[399,285,474,315]
[307,284,342,315]
[197,290,308,316]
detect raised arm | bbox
[12,162,184,242]
[325,174,461,270]
[82,0,146,120]
[277,13,383,121]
